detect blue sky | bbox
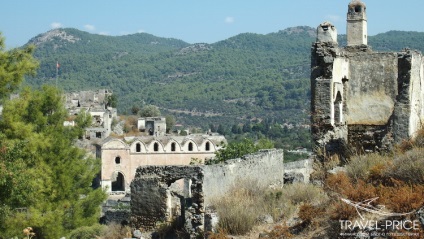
[1,0,423,48]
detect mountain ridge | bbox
[23,27,424,131]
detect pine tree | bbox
[0,35,106,238]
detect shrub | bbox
[345,153,391,182]
[386,148,424,184]
[298,203,323,226]
[262,183,329,222]
[68,224,106,239]
[98,223,131,239]
[266,224,293,239]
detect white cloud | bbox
[50,22,63,29]
[137,29,146,33]
[84,24,96,31]
[225,17,235,24]
[98,31,110,36]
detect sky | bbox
[1,0,424,48]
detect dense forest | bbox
[22,27,424,149]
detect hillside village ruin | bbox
[0,0,420,237]
[51,0,424,237]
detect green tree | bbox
[0,34,38,100]
[213,138,257,163]
[139,104,161,117]
[106,94,118,108]
[0,86,107,238]
[165,115,176,133]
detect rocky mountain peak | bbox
[28,28,81,46]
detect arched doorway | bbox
[112,172,125,191]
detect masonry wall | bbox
[203,149,284,204]
[346,52,398,125]
[130,149,284,235]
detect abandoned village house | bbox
[311,0,424,156]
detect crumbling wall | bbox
[311,34,424,154]
[131,166,204,235]
[346,52,398,125]
[203,149,284,203]
[130,149,284,237]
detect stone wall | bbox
[311,34,424,155]
[311,0,424,156]
[203,149,284,203]
[284,158,314,183]
[130,149,284,237]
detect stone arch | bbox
[148,140,164,152]
[334,91,343,125]
[131,141,147,153]
[184,140,198,152]
[205,141,211,151]
[111,171,125,191]
[165,139,182,152]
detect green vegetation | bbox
[0,34,106,238]
[24,27,315,145]
[0,35,38,100]
[209,138,274,164]
[22,27,424,149]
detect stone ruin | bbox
[130,149,284,238]
[311,0,424,156]
[64,89,117,140]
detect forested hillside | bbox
[23,27,424,136]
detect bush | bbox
[68,224,106,239]
[345,153,391,182]
[386,148,424,184]
[98,223,132,239]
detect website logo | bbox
[339,197,421,238]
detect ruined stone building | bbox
[137,117,167,136]
[64,89,117,139]
[100,134,226,194]
[311,0,424,155]
[130,149,284,236]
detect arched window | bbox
[188,142,193,152]
[115,156,121,164]
[171,142,176,152]
[205,142,210,151]
[136,143,141,152]
[334,91,343,124]
[154,142,159,152]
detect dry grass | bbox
[211,181,327,236]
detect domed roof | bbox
[349,0,366,8]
